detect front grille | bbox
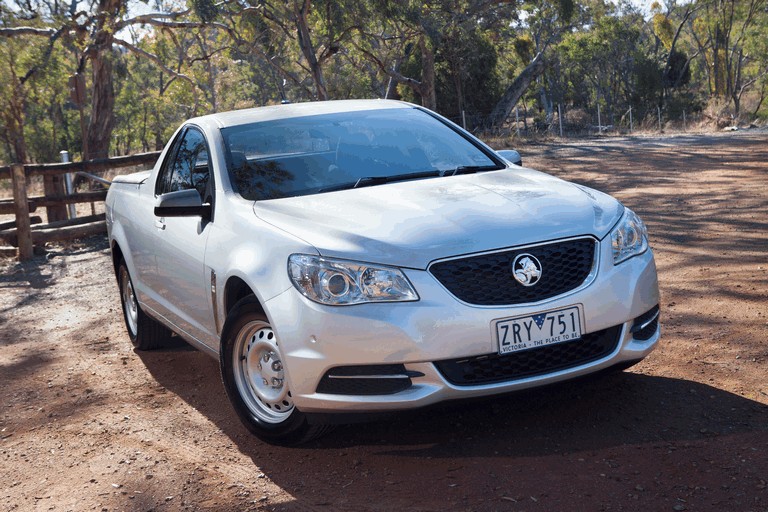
[433,325,622,386]
[631,305,660,341]
[428,238,596,306]
[316,364,414,396]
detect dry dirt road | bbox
[1,131,767,512]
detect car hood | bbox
[253,168,623,269]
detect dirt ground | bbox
[1,130,767,512]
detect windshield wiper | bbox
[318,170,442,193]
[317,166,500,193]
[445,165,502,176]
[354,170,443,188]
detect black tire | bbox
[219,296,330,445]
[117,261,172,350]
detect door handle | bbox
[155,217,166,230]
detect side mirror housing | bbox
[497,149,522,166]
[154,189,211,218]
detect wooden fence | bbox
[0,152,161,261]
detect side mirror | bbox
[497,149,522,166]
[154,189,211,218]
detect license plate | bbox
[495,306,582,355]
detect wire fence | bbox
[448,103,713,138]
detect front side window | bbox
[221,107,500,201]
[157,127,211,200]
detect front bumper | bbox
[265,240,660,413]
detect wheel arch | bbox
[107,216,136,282]
[223,275,265,318]
[111,240,125,278]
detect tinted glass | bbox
[221,107,499,200]
[159,128,210,199]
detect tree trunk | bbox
[7,81,28,164]
[731,48,744,117]
[661,5,697,108]
[385,47,411,100]
[418,36,436,111]
[84,0,123,160]
[713,25,723,97]
[752,85,765,117]
[485,52,545,130]
[375,37,435,109]
[85,49,115,160]
[295,0,328,101]
[539,83,553,126]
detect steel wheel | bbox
[232,320,294,424]
[119,265,139,337]
[116,261,171,350]
[220,296,331,444]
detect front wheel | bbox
[220,296,329,445]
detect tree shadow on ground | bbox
[138,347,768,510]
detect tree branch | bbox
[0,27,56,37]
[116,9,194,30]
[113,37,197,89]
[18,25,67,84]
[353,42,423,91]
[188,45,234,65]
[121,19,207,30]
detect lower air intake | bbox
[316,364,415,395]
[433,325,622,386]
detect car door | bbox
[152,126,217,348]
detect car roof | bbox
[189,99,415,130]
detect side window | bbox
[157,127,211,200]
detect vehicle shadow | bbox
[138,348,768,510]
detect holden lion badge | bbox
[513,254,542,286]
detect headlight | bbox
[611,208,649,264]
[288,254,419,305]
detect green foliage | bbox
[395,25,500,120]
[557,14,642,94]
[558,0,576,24]
[114,32,201,153]
[0,5,83,164]
[633,55,663,107]
[652,13,674,50]
[665,89,704,118]
[665,49,690,87]
[325,55,383,100]
[190,0,218,23]
[1,0,768,165]
[513,36,535,63]
[436,28,501,120]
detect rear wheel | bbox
[220,296,329,445]
[118,262,171,350]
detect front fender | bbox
[204,203,318,354]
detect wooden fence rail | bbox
[0,151,161,261]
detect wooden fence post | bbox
[11,163,33,261]
[44,173,68,222]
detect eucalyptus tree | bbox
[1,0,201,161]
[689,0,767,116]
[0,0,68,164]
[219,0,358,102]
[113,27,201,153]
[485,0,576,129]
[0,14,33,163]
[648,0,700,117]
[355,0,515,112]
[0,1,76,219]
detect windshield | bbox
[221,107,501,200]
